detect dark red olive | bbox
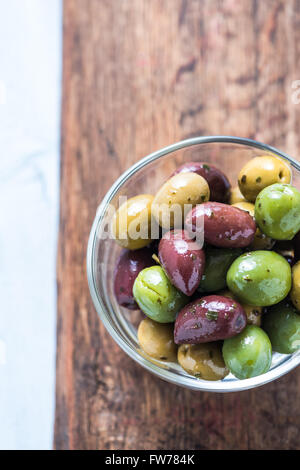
[171,161,231,203]
[185,202,256,248]
[174,295,247,344]
[113,248,154,309]
[158,230,205,296]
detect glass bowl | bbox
[87,136,300,392]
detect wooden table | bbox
[55,0,300,449]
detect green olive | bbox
[219,289,262,326]
[223,325,272,379]
[230,186,247,205]
[138,318,177,361]
[112,194,153,250]
[263,302,300,354]
[232,202,275,251]
[255,184,300,240]
[238,155,291,202]
[227,251,291,306]
[291,261,300,311]
[133,266,188,323]
[198,247,242,293]
[178,343,228,381]
[152,172,210,229]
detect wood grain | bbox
[55,0,300,449]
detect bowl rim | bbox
[87,135,300,392]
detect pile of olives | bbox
[112,155,300,381]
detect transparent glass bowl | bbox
[87,136,300,392]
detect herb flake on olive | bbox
[262,302,300,354]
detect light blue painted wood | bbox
[0,0,62,450]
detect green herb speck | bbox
[206,310,219,321]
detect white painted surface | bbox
[0,0,62,449]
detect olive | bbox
[112,194,153,250]
[263,302,300,354]
[291,261,300,311]
[227,251,291,306]
[238,155,291,202]
[137,317,177,361]
[133,266,188,323]
[158,230,205,296]
[232,201,255,213]
[178,343,229,381]
[219,290,262,326]
[185,202,256,248]
[152,172,210,229]
[171,162,230,203]
[255,183,300,240]
[232,201,275,251]
[198,246,242,293]
[113,247,154,309]
[222,325,272,379]
[230,186,246,205]
[174,295,247,344]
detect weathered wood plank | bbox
[55,0,300,450]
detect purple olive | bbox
[158,230,205,296]
[171,162,231,202]
[174,295,247,344]
[113,248,154,309]
[185,202,256,248]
